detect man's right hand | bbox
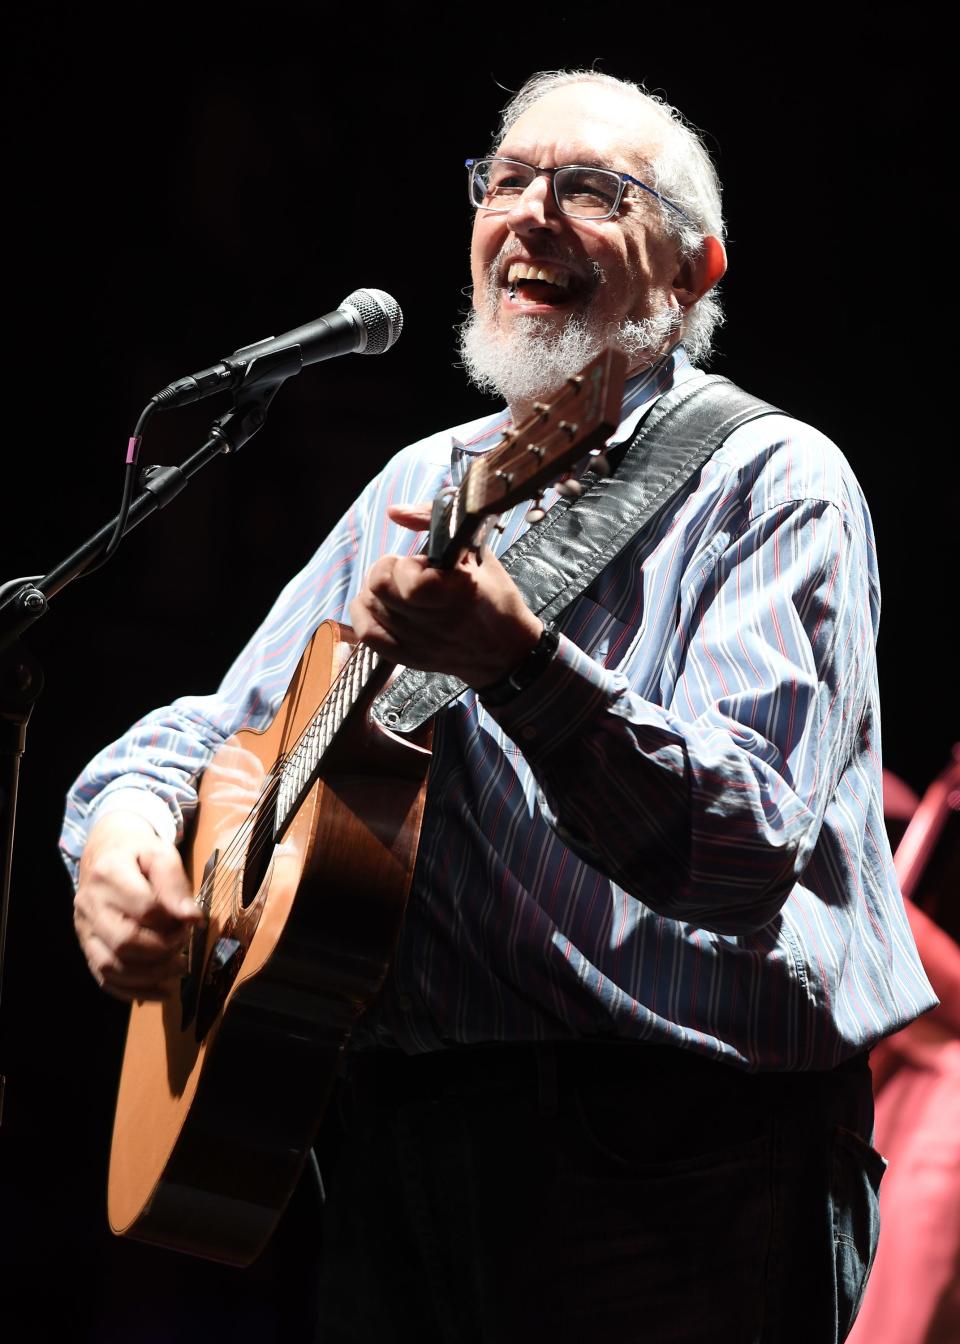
[74,812,205,1002]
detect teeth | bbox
[506,262,571,290]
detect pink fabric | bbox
[852,759,960,1343]
[883,768,921,823]
[850,1023,960,1343]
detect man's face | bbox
[468,83,688,378]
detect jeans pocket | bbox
[831,1125,887,1339]
[557,1093,773,1342]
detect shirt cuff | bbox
[482,632,619,756]
[87,786,179,845]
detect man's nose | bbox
[504,174,563,234]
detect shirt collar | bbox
[612,343,695,445]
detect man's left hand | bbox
[348,503,543,688]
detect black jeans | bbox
[313,1041,884,1343]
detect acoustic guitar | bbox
[106,347,627,1265]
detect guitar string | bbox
[189,454,554,928]
[182,376,605,934]
[193,640,378,924]
[184,475,466,927]
[187,666,361,932]
[187,638,379,930]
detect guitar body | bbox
[107,620,432,1266]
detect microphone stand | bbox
[0,347,296,1126]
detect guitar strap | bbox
[371,373,782,735]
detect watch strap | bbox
[475,627,560,707]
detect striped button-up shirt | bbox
[60,346,936,1069]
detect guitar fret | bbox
[350,650,363,703]
[326,682,340,748]
[276,640,381,838]
[343,664,354,717]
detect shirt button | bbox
[520,725,537,742]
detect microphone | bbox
[154,288,403,409]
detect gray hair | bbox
[493,70,725,364]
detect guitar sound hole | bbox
[240,803,275,908]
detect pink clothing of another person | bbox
[849,758,960,1344]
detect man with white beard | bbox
[63,71,935,1342]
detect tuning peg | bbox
[589,450,611,477]
[556,478,584,500]
[525,495,547,524]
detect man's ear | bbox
[673,235,727,308]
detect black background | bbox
[1,8,955,1340]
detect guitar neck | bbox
[428,347,626,566]
[270,517,462,843]
[274,640,382,838]
[274,346,627,840]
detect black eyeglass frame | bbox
[465,156,694,225]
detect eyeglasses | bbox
[465,156,693,224]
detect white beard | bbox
[458,272,682,409]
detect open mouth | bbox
[504,260,582,308]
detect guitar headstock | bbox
[428,347,627,568]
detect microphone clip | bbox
[207,345,299,454]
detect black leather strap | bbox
[371,373,781,734]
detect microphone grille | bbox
[339,288,404,355]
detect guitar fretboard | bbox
[271,348,626,841]
[274,641,381,837]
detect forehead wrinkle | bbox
[497,91,667,181]
[497,135,663,185]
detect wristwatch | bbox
[476,626,560,707]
